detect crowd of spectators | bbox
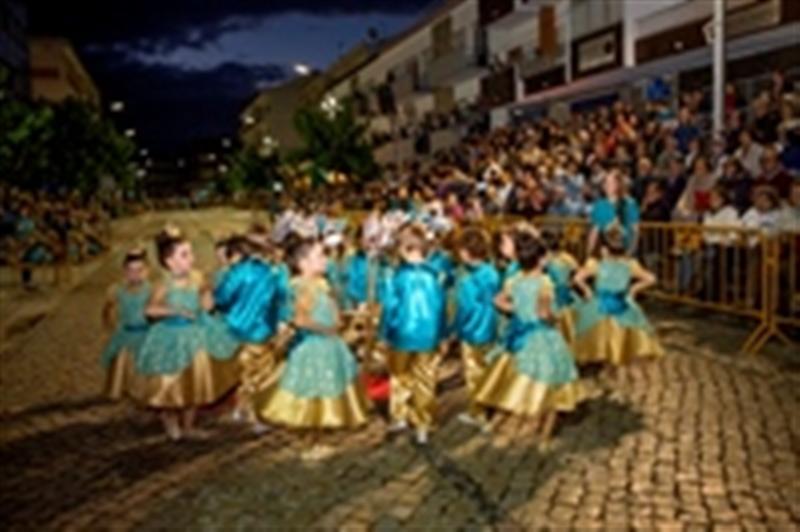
[344,71,798,253]
[0,185,113,288]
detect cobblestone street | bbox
[1,210,798,531]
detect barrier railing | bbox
[533,217,798,355]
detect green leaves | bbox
[291,99,379,186]
[0,98,136,195]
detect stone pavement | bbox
[0,210,798,531]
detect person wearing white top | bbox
[702,186,741,301]
[776,181,799,233]
[741,188,781,306]
[734,130,764,178]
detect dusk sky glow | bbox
[27,1,436,153]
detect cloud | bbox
[29,0,437,52]
[83,49,289,151]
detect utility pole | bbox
[712,0,726,136]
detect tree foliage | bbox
[0,98,136,194]
[291,100,379,185]
[220,147,281,194]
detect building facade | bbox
[312,0,799,163]
[29,37,100,107]
[0,0,28,99]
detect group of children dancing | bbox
[100,212,663,459]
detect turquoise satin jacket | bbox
[453,261,501,345]
[379,262,445,353]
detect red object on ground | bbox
[362,373,390,401]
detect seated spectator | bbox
[640,181,672,223]
[674,107,700,154]
[675,156,718,220]
[718,157,753,215]
[734,129,764,178]
[753,145,793,199]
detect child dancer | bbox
[452,227,500,431]
[214,234,286,429]
[543,230,580,345]
[380,223,446,445]
[100,247,151,400]
[134,226,240,441]
[255,235,370,460]
[475,231,583,444]
[573,225,663,366]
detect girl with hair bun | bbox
[133,225,240,441]
[572,224,663,367]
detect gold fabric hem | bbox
[475,354,584,416]
[105,350,140,400]
[556,308,576,347]
[257,379,371,429]
[130,351,240,409]
[574,319,664,366]
[238,342,281,400]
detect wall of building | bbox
[29,37,100,106]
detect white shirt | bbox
[741,207,779,246]
[734,143,764,178]
[702,206,740,245]
[777,206,799,233]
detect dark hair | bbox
[123,249,147,267]
[225,235,253,260]
[154,229,185,268]
[515,231,547,271]
[601,225,626,256]
[283,232,319,275]
[540,228,564,252]
[459,227,491,260]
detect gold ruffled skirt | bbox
[573,319,663,366]
[129,352,241,409]
[256,374,371,429]
[556,308,576,347]
[105,351,141,400]
[475,354,584,417]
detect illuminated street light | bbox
[110,101,125,113]
[218,164,229,174]
[221,138,232,148]
[139,148,149,157]
[208,153,218,162]
[136,168,147,178]
[124,128,136,138]
[177,158,186,168]
[242,114,256,126]
[294,63,311,76]
[145,158,153,168]
[320,94,341,118]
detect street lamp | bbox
[294,63,311,76]
[221,137,232,148]
[110,101,125,113]
[243,114,256,126]
[320,94,341,118]
[124,128,136,138]
[139,148,149,157]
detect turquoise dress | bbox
[487,275,577,385]
[137,276,239,376]
[546,254,578,313]
[476,274,582,416]
[590,197,640,250]
[575,259,653,334]
[325,256,347,309]
[453,261,501,346]
[379,262,445,353]
[573,258,663,365]
[257,278,370,428]
[101,283,151,368]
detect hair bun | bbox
[163,223,182,239]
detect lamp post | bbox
[712,0,726,136]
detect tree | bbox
[0,98,136,195]
[220,147,281,195]
[290,99,379,186]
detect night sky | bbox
[27,1,437,154]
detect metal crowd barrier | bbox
[534,217,798,355]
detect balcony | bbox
[517,42,565,79]
[428,47,486,87]
[390,71,430,101]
